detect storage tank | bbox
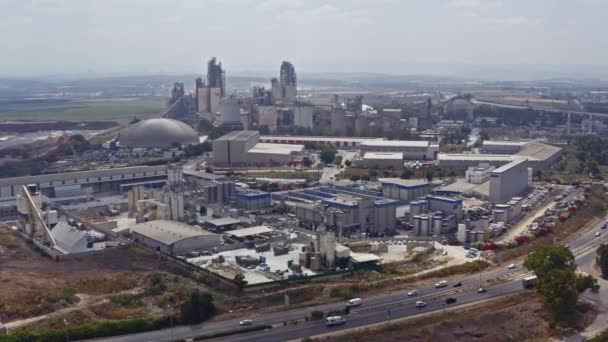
[420,216,430,236]
[219,97,241,124]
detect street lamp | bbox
[63,319,69,342]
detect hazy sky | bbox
[2,0,608,77]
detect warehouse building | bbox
[354,152,404,168]
[130,220,220,255]
[438,141,561,170]
[213,131,304,166]
[379,178,431,202]
[0,165,168,200]
[359,140,439,160]
[489,159,530,204]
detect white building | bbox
[355,152,404,169]
[359,140,439,160]
[465,163,496,184]
[213,131,304,166]
[489,159,529,204]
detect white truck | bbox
[326,316,347,327]
[523,275,538,289]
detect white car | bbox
[508,264,516,269]
[407,290,418,296]
[415,301,427,308]
[435,280,448,288]
[595,231,602,237]
[239,319,253,326]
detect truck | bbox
[522,275,538,289]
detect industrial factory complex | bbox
[0,56,574,292]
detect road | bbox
[89,216,608,342]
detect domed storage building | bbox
[119,118,199,148]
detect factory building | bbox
[379,178,431,202]
[465,163,496,184]
[480,141,527,154]
[213,131,304,166]
[354,152,404,169]
[183,170,235,205]
[359,140,439,160]
[274,185,399,236]
[130,220,221,255]
[260,136,379,148]
[0,165,168,200]
[235,189,271,211]
[489,159,530,204]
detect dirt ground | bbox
[320,294,597,342]
[0,226,172,323]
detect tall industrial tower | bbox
[206,57,225,97]
[278,61,297,102]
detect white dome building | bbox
[119,118,199,148]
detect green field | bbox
[0,98,166,123]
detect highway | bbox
[90,216,608,342]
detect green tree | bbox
[524,245,599,323]
[344,160,352,167]
[350,175,360,182]
[597,244,608,279]
[334,155,343,166]
[180,291,216,324]
[233,273,248,289]
[319,144,337,164]
[400,169,413,179]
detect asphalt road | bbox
[89,215,608,342]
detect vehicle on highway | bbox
[346,298,362,307]
[523,275,538,288]
[239,319,253,326]
[326,316,346,327]
[508,263,516,269]
[407,290,418,296]
[415,301,427,308]
[453,282,462,287]
[596,231,601,237]
[435,280,448,288]
[477,287,487,293]
[445,297,457,304]
[442,250,448,256]
[603,223,607,229]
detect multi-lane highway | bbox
[91,216,608,342]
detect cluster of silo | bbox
[493,197,524,225]
[412,212,457,236]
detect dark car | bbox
[445,297,457,304]
[453,282,462,287]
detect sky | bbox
[1,0,608,78]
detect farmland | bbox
[0,97,166,123]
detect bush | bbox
[180,291,215,324]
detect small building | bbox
[51,222,92,254]
[465,163,496,184]
[225,226,273,240]
[235,189,271,211]
[203,217,241,231]
[130,220,220,255]
[379,178,430,202]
